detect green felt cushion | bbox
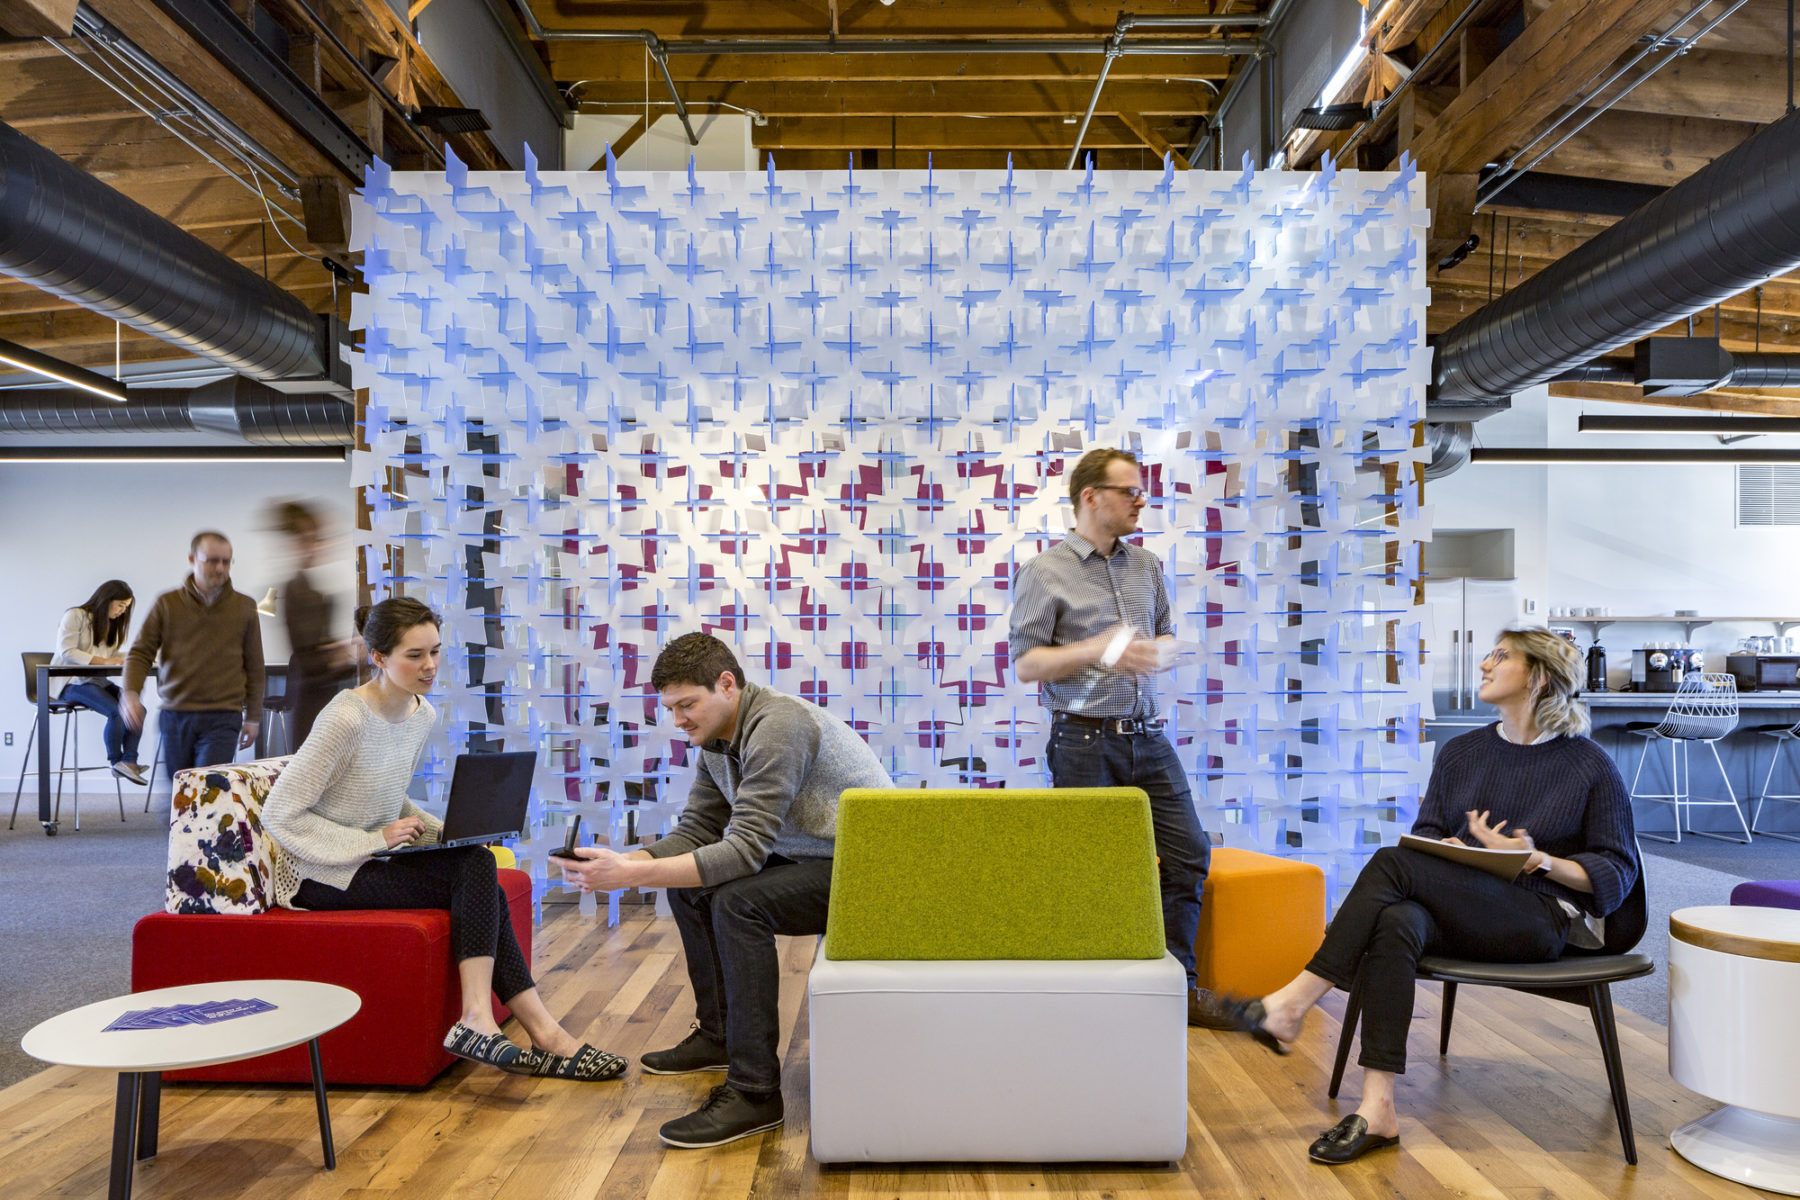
[823,788,1165,961]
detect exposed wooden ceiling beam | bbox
[571,79,1218,118]
[1531,107,1760,187]
[1115,111,1190,167]
[525,0,1245,37]
[0,34,81,60]
[1596,48,1792,125]
[549,45,1236,83]
[0,0,75,38]
[754,147,1171,170]
[1548,381,1800,416]
[1409,0,1686,175]
[754,114,1174,150]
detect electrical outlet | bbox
[1523,598,1538,615]
[3,732,11,746]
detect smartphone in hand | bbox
[548,816,584,861]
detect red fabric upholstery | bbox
[130,868,533,1087]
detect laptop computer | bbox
[371,751,536,858]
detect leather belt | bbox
[1054,711,1163,736]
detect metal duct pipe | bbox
[1433,107,1800,402]
[0,378,352,444]
[0,120,328,382]
[1423,422,1474,479]
[1727,352,1800,388]
[1548,360,1637,384]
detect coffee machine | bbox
[1631,646,1700,691]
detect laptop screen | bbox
[439,751,537,842]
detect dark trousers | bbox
[1046,722,1209,986]
[1308,846,1571,1074]
[294,846,534,1002]
[666,855,832,1094]
[60,681,141,766]
[158,709,241,781]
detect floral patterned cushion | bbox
[165,757,292,915]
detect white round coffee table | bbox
[1668,905,1800,1195]
[22,979,360,1200]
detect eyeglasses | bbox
[1091,485,1146,500]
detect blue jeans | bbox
[1046,721,1209,987]
[59,680,141,766]
[666,854,833,1094]
[157,709,241,781]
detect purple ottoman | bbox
[1730,881,1800,910]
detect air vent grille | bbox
[1736,464,1800,526]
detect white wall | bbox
[1427,384,1800,684]
[565,112,754,174]
[0,461,356,792]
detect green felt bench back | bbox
[823,788,1164,960]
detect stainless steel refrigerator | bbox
[1425,578,1522,744]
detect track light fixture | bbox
[0,337,128,403]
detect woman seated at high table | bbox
[261,596,623,1081]
[1225,627,1638,1165]
[52,579,148,785]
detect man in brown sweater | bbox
[123,531,265,782]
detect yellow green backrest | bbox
[823,788,1164,960]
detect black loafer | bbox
[1308,1114,1399,1164]
[1219,995,1290,1056]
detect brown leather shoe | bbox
[1188,986,1236,1029]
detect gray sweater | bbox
[645,682,893,885]
[261,689,443,905]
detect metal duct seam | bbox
[0,120,327,382]
[1433,107,1800,402]
[0,379,352,444]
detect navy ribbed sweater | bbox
[1413,724,1638,918]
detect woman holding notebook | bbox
[1222,627,1637,1164]
[262,597,623,1082]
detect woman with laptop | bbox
[262,596,623,1082]
[1218,628,1637,1165]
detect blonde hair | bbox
[1498,627,1590,737]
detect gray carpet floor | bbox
[1,795,1797,1091]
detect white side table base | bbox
[1672,1106,1800,1196]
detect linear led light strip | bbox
[0,336,128,402]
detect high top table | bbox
[1667,905,1800,1195]
[21,979,359,1200]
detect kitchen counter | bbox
[1583,692,1800,709]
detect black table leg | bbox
[36,666,53,834]
[109,1073,141,1200]
[135,1072,161,1160]
[308,1038,335,1169]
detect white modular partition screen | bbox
[350,152,1433,911]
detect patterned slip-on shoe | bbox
[522,1044,627,1081]
[1308,1114,1399,1164]
[443,1022,525,1071]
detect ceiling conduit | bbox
[0,119,330,383]
[0,378,351,445]
[1433,105,1800,403]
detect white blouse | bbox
[49,607,124,699]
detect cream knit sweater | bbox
[262,689,443,907]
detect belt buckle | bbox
[1111,717,1141,736]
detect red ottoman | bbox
[131,867,533,1087]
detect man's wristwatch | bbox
[1528,853,1553,877]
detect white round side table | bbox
[1667,905,1800,1195]
[22,979,360,1200]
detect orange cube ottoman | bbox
[1195,848,1327,998]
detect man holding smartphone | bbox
[1008,447,1225,1029]
[557,632,891,1148]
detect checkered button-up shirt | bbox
[1008,532,1172,718]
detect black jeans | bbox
[666,855,832,1094]
[1045,722,1209,986]
[1308,846,1571,1074]
[158,709,240,780]
[293,846,534,1003]
[60,680,141,765]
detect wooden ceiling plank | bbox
[571,78,1218,118]
[754,115,1144,150]
[1408,0,1684,176]
[1547,382,1800,416]
[0,0,75,38]
[524,0,1251,38]
[1115,111,1191,167]
[1531,108,1760,187]
[1590,48,1791,126]
[548,45,1235,83]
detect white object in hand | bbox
[1099,628,1134,670]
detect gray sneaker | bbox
[111,762,148,786]
[639,1025,729,1076]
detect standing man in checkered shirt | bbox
[1008,447,1228,1029]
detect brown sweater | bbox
[125,577,266,720]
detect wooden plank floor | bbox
[0,905,1764,1200]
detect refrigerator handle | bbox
[1450,629,1461,709]
[1465,629,1476,708]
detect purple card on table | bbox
[104,998,279,1033]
